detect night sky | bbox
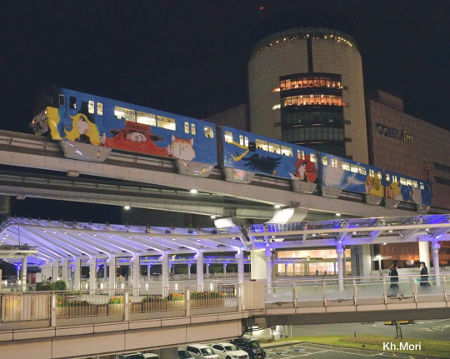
[1,0,449,222]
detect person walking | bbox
[388,263,399,297]
[419,262,430,287]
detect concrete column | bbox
[250,249,267,280]
[74,258,81,290]
[89,258,97,294]
[419,241,430,269]
[265,249,272,289]
[52,261,59,282]
[432,241,441,286]
[337,243,344,290]
[187,263,191,280]
[196,252,204,291]
[223,263,227,277]
[236,251,244,284]
[108,256,116,293]
[161,253,169,296]
[21,257,27,292]
[61,259,69,286]
[147,262,151,281]
[351,244,372,277]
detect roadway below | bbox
[291,318,450,341]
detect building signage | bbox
[376,123,413,144]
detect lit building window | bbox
[191,123,196,135]
[157,115,176,130]
[224,131,233,143]
[114,106,135,122]
[136,111,156,126]
[272,104,281,110]
[97,102,103,116]
[184,122,189,133]
[282,94,345,107]
[88,100,95,114]
[204,126,214,138]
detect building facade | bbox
[248,27,368,162]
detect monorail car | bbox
[383,169,432,208]
[219,126,319,193]
[31,87,218,176]
[319,152,385,203]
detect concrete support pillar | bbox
[250,249,267,280]
[147,262,151,281]
[236,250,244,284]
[265,249,272,289]
[351,244,372,277]
[74,258,81,290]
[223,263,227,277]
[187,263,191,280]
[419,241,430,269]
[196,251,204,291]
[432,241,441,286]
[61,259,69,286]
[108,256,116,293]
[21,257,27,292]
[52,261,59,282]
[161,253,169,296]
[337,243,344,290]
[89,258,97,294]
[159,348,178,359]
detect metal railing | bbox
[0,284,240,326]
[266,273,449,308]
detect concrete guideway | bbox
[0,129,421,218]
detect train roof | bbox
[383,168,430,183]
[320,151,383,171]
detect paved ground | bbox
[291,318,450,341]
[265,342,421,358]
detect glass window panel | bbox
[136,111,156,126]
[350,165,358,173]
[69,96,77,109]
[322,156,328,166]
[310,153,316,162]
[97,102,103,115]
[204,126,214,138]
[88,100,95,114]
[59,94,65,106]
[184,122,189,133]
[281,145,292,157]
[239,135,244,146]
[256,139,268,151]
[114,106,135,122]
[191,123,196,135]
[244,136,249,147]
[358,166,367,175]
[224,131,233,143]
[157,115,176,130]
[342,162,350,171]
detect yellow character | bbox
[64,113,100,145]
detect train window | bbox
[322,156,328,166]
[342,162,350,172]
[114,106,135,122]
[157,115,176,130]
[268,142,281,154]
[224,131,233,143]
[310,153,316,162]
[400,178,407,185]
[281,146,292,157]
[256,139,268,151]
[239,135,244,146]
[358,167,367,175]
[97,102,103,116]
[385,173,390,181]
[69,96,77,109]
[369,169,375,177]
[412,181,418,188]
[393,175,398,183]
[136,111,156,126]
[88,101,95,114]
[59,94,65,106]
[331,158,339,168]
[244,136,249,147]
[301,151,305,160]
[191,123,196,135]
[184,122,189,133]
[420,182,425,190]
[204,126,214,138]
[377,172,382,179]
[350,165,358,173]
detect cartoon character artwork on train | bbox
[290,153,317,183]
[102,121,169,157]
[364,173,384,197]
[64,113,101,145]
[230,142,282,176]
[167,135,196,161]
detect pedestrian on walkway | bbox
[419,262,430,287]
[388,263,399,297]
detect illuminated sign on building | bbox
[376,123,413,144]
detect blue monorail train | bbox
[31,87,432,209]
